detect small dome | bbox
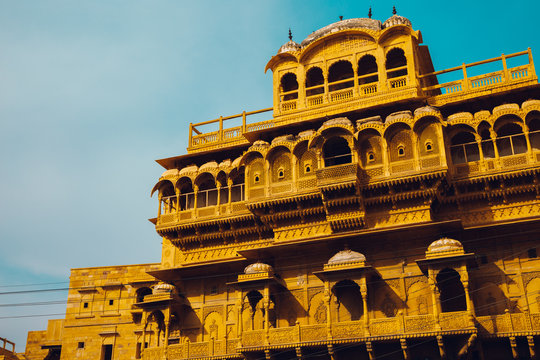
[301,18,382,47]
[272,134,294,144]
[278,40,301,54]
[244,262,274,274]
[327,249,366,265]
[383,14,412,28]
[199,161,219,171]
[426,238,464,257]
[323,117,353,128]
[160,169,179,180]
[153,283,175,294]
[179,164,198,176]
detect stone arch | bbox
[331,279,363,322]
[328,60,354,91]
[385,47,407,78]
[305,66,324,97]
[136,287,152,303]
[477,121,496,159]
[385,123,413,162]
[244,153,266,200]
[293,141,316,178]
[203,311,224,340]
[415,119,441,158]
[357,54,378,84]
[322,136,353,167]
[176,176,195,210]
[229,166,245,203]
[357,128,383,167]
[526,110,540,151]
[436,268,467,313]
[308,291,327,325]
[449,129,480,165]
[243,290,264,331]
[280,72,298,100]
[146,310,166,347]
[494,116,527,157]
[267,146,292,183]
[406,280,431,316]
[194,172,218,208]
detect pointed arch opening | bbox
[386,48,407,79]
[323,137,352,167]
[305,66,324,97]
[177,177,194,210]
[328,60,354,92]
[450,131,480,164]
[357,54,378,85]
[332,280,363,321]
[436,268,466,313]
[280,73,298,101]
[496,120,527,157]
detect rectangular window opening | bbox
[109,299,114,306]
[78,342,85,349]
[83,302,89,308]
[528,248,537,259]
[102,344,113,360]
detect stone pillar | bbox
[528,335,536,360]
[382,138,390,176]
[193,185,199,209]
[324,283,332,339]
[360,278,370,336]
[489,129,500,166]
[437,335,446,360]
[411,131,420,170]
[510,336,519,359]
[400,338,410,360]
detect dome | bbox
[301,18,382,47]
[278,40,301,54]
[244,262,274,274]
[426,238,465,258]
[327,249,366,265]
[153,282,175,294]
[160,169,179,180]
[322,117,353,128]
[382,14,412,28]
[199,161,219,172]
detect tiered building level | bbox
[24,12,540,360]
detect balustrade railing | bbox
[158,184,246,225]
[421,49,536,99]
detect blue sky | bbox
[1,0,539,351]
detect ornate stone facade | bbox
[23,10,540,360]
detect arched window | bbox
[305,67,324,97]
[230,167,245,202]
[332,280,363,321]
[496,122,527,157]
[450,132,480,164]
[196,174,217,208]
[280,73,298,101]
[357,55,378,84]
[323,137,352,167]
[328,60,354,91]
[158,181,176,214]
[136,287,152,303]
[527,113,540,151]
[177,177,194,210]
[386,48,407,79]
[217,172,228,204]
[478,124,495,159]
[436,268,466,312]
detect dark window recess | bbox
[109,299,114,306]
[102,344,113,360]
[528,248,537,259]
[83,302,89,309]
[480,255,488,264]
[78,342,85,349]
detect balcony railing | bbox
[157,184,246,226]
[450,130,540,177]
[421,49,537,105]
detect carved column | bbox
[382,138,390,176]
[227,178,233,205]
[400,338,410,360]
[510,336,519,359]
[352,54,359,97]
[411,131,421,170]
[263,287,270,345]
[157,195,163,218]
[292,156,298,192]
[324,283,332,339]
[428,274,441,330]
[216,184,221,212]
[528,335,536,360]
[522,123,533,161]
[193,185,199,209]
[489,129,500,167]
[437,335,446,360]
[360,277,370,336]
[376,46,388,92]
[366,341,375,360]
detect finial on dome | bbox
[368,7,372,19]
[288,28,293,41]
[393,6,397,15]
[339,15,343,21]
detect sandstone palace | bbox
[15,10,540,360]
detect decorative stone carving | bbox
[426,237,465,258]
[244,262,274,274]
[327,249,366,265]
